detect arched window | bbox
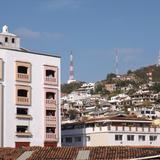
[5,37,8,43]
[12,38,15,43]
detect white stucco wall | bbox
[62,125,160,147]
[0,48,61,147]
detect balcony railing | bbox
[16,131,32,137]
[46,116,56,121]
[45,99,56,109]
[16,114,32,120]
[45,77,56,82]
[16,73,30,82]
[46,116,56,127]
[16,97,30,105]
[45,133,57,141]
[44,76,57,85]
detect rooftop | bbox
[1,146,160,160]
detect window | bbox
[12,38,15,43]
[46,92,55,99]
[75,137,81,142]
[5,37,8,42]
[17,108,28,115]
[18,66,28,74]
[86,136,90,142]
[146,111,150,114]
[46,127,55,133]
[17,126,28,133]
[150,135,157,141]
[139,135,145,141]
[44,65,58,85]
[66,137,72,143]
[46,70,55,78]
[151,111,155,114]
[141,111,144,114]
[115,135,123,141]
[16,61,31,82]
[46,110,55,116]
[18,89,28,97]
[16,85,31,106]
[127,135,134,141]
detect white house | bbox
[62,115,160,147]
[0,25,61,148]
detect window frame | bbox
[44,65,58,86]
[15,85,31,106]
[150,135,157,141]
[75,136,81,142]
[127,135,134,141]
[15,61,31,82]
[65,137,72,143]
[138,135,145,141]
[115,135,123,141]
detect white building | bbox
[62,90,91,103]
[0,25,61,148]
[108,93,131,106]
[62,116,160,147]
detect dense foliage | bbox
[61,82,83,94]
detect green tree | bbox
[61,82,83,94]
[127,70,132,75]
[94,83,103,94]
[151,83,160,93]
[106,73,116,83]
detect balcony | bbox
[45,99,56,109]
[45,77,56,83]
[46,116,56,127]
[16,131,32,137]
[16,97,30,106]
[16,73,30,82]
[45,133,57,141]
[15,62,31,82]
[44,66,58,85]
[16,114,32,120]
[46,116,56,121]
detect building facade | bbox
[0,25,61,147]
[62,116,160,147]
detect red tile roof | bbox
[0,146,160,160]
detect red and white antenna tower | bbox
[68,51,76,84]
[115,48,119,76]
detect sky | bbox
[1,0,160,83]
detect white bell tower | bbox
[0,25,20,49]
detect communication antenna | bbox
[68,51,76,84]
[115,48,119,76]
[157,49,160,66]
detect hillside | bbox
[61,64,160,94]
[133,64,160,82]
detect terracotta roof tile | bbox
[0,146,159,160]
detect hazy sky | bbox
[1,0,160,83]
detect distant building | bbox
[105,83,116,92]
[0,25,61,147]
[62,115,160,147]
